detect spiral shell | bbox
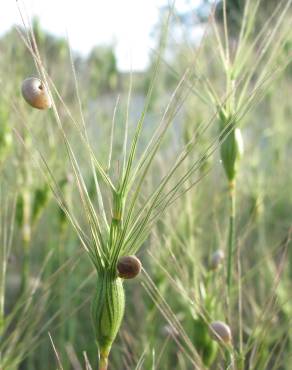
[209,250,224,270]
[117,255,142,279]
[210,321,232,344]
[21,77,52,110]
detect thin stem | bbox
[20,190,31,295]
[58,225,67,361]
[98,351,108,370]
[20,238,30,295]
[225,347,235,370]
[226,180,236,295]
[0,259,6,364]
[237,251,244,370]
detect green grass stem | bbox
[227,180,236,296]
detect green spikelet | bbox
[16,193,24,227]
[92,272,125,368]
[193,316,218,366]
[219,117,244,182]
[32,184,50,224]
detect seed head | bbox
[92,273,125,359]
[219,122,244,182]
[210,321,232,344]
[117,255,142,279]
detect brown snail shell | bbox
[209,250,224,270]
[210,321,232,344]
[21,77,52,110]
[117,255,142,279]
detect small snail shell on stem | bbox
[210,321,232,344]
[209,250,225,271]
[117,255,142,279]
[21,77,52,110]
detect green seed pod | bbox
[117,255,142,279]
[16,193,24,227]
[220,127,243,182]
[32,184,50,224]
[193,316,218,366]
[91,272,125,364]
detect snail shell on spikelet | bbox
[209,250,225,270]
[21,77,52,110]
[117,255,142,279]
[210,321,232,344]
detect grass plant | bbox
[0,0,291,369]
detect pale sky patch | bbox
[0,0,202,70]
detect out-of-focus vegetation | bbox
[0,1,292,369]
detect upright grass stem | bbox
[99,351,109,370]
[227,180,236,296]
[20,190,31,295]
[219,122,241,306]
[0,257,6,363]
